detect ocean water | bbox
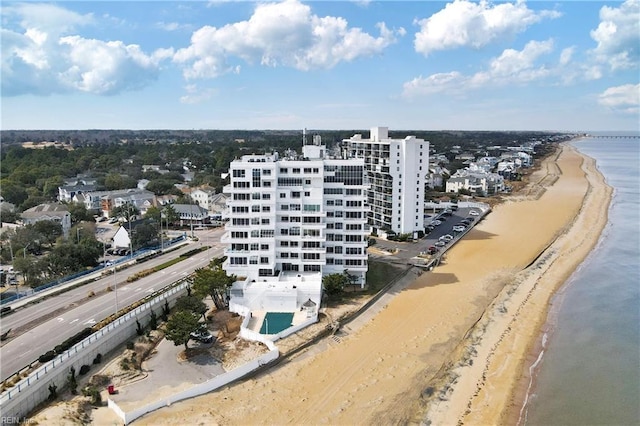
[522,135,640,426]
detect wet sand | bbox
[126,142,611,426]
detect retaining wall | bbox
[0,281,189,422]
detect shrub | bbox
[87,291,95,298]
[67,367,77,395]
[126,341,134,350]
[47,383,58,401]
[82,385,102,406]
[54,328,93,354]
[148,310,158,330]
[136,320,144,336]
[93,353,102,365]
[39,350,56,363]
[79,365,90,376]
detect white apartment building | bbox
[222,137,368,317]
[342,127,429,238]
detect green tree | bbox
[322,273,349,298]
[146,179,178,195]
[163,205,179,226]
[164,310,200,350]
[174,295,208,320]
[111,203,140,221]
[131,222,158,250]
[32,221,62,246]
[144,206,161,222]
[192,267,235,310]
[67,203,94,224]
[0,180,28,206]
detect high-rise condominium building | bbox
[222,135,369,306]
[343,127,429,237]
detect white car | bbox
[469,210,480,216]
[453,226,466,232]
[434,241,446,247]
[442,234,454,242]
[431,220,442,226]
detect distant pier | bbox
[586,134,640,139]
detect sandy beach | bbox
[114,142,611,426]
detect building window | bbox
[280,193,286,198]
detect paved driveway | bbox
[111,337,224,410]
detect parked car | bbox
[453,226,466,232]
[431,220,442,226]
[434,241,446,247]
[441,234,454,242]
[469,210,480,216]
[108,217,118,224]
[190,329,213,344]
[427,246,438,254]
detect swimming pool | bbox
[260,312,294,335]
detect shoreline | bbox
[119,141,610,426]
[507,146,613,426]
[423,143,612,425]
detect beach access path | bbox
[132,142,610,426]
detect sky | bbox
[1,0,639,132]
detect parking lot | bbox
[369,205,487,262]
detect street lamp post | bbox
[113,264,118,316]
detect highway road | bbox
[0,228,225,382]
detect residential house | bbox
[75,189,156,218]
[21,203,72,237]
[171,203,209,226]
[58,175,98,203]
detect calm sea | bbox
[522,134,640,426]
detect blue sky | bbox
[1,0,638,131]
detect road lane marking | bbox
[84,319,96,325]
[146,288,155,293]
[57,317,64,322]
[69,319,79,324]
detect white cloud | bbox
[180,84,217,104]
[58,36,173,94]
[589,0,640,70]
[598,83,640,114]
[174,0,403,79]
[156,21,192,32]
[402,39,556,97]
[414,0,560,57]
[1,4,172,96]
